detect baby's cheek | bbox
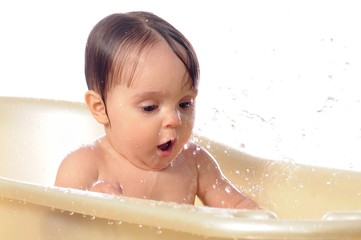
[90,181,123,196]
[185,114,195,130]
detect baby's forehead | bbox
[110,41,195,90]
[109,43,155,87]
[124,64,195,92]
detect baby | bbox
[55,11,259,209]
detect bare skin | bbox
[55,40,259,209]
[56,138,258,208]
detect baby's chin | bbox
[145,160,174,171]
[130,145,184,171]
[127,157,172,171]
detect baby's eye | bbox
[142,105,158,112]
[179,100,193,109]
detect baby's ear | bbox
[84,90,109,125]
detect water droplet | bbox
[90,216,96,220]
[140,179,145,184]
[138,224,143,228]
[156,226,162,234]
[68,211,74,216]
[107,220,114,225]
[225,186,232,194]
[235,170,240,175]
[117,220,122,225]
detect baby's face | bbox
[104,41,197,171]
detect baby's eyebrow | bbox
[132,91,166,99]
[132,89,198,100]
[190,89,198,97]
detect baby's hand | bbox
[90,180,123,196]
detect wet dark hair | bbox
[85,11,200,105]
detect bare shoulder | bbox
[55,142,101,190]
[183,142,219,166]
[61,144,100,169]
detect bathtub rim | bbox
[1,176,361,239]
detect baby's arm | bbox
[194,145,259,209]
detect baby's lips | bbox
[157,140,172,151]
[157,137,177,151]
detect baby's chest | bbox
[121,170,198,203]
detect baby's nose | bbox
[164,110,182,128]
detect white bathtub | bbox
[1,97,360,239]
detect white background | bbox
[1,0,360,171]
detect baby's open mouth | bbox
[157,140,173,152]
